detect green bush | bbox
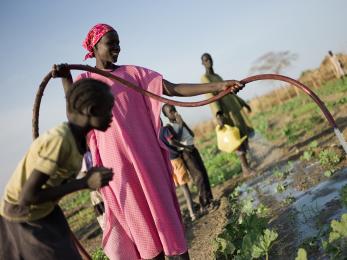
[213,194,277,260]
[60,190,91,211]
[201,146,241,186]
[92,248,109,260]
[322,214,347,258]
[197,132,242,187]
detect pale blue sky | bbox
[0,0,346,192]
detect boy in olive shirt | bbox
[0,78,114,260]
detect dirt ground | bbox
[185,134,288,259]
[185,108,347,259]
[76,99,347,259]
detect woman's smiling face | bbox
[94,30,121,64]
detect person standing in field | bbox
[162,104,216,213]
[200,53,255,177]
[0,78,114,260]
[328,50,346,81]
[159,121,197,221]
[53,24,244,260]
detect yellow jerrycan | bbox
[216,125,247,153]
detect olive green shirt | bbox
[0,123,83,222]
[201,74,253,136]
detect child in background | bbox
[159,122,197,221]
[162,104,216,213]
[216,111,254,177]
[0,78,114,260]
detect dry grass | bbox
[249,53,347,113]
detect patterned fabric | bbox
[77,65,187,259]
[82,23,114,60]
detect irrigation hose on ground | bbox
[32,64,347,259]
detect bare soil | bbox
[185,107,347,259]
[75,96,347,260]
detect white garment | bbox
[329,55,345,78]
[169,122,194,149]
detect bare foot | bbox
[243,169,255,178]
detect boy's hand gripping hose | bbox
[32,64,347,259]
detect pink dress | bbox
[77,65,187,259]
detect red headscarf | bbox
[82,23,115,60]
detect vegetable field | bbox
[60,78,347,260]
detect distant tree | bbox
[249,51,298,75]
[249,51,299,102]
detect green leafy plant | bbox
[250,79,347,145]
[213,195,277,259]
[322,214,347,258]
[295,248,307,260]
[300,141,318,162]
[282,123,300,144]
[308,140,318,149]
[299,235,320,255]
[323,170,332,178]
[273,169,284,179]
[213,232,236,258]
[318,149,341,172]
[276,183,286,193]
[329,214,347,242]
[240,198,254,216]
[92,248,109,260]
[200,142,242,186]
[282,196,296,206]
[300,150,314,161]
[256,203,270,218]
[340,185,347,208]
[251,229,278,260]
[284,160,294,173]
[60,190,91,211]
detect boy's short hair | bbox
[66,78,114,113]
[161,103,175,116]
[201,52,212,61]
[216,111,224,117]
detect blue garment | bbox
[159,126,181,160]
[84,150,93,170]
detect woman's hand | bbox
[217,80,244,94]
[83,167,114,190]
[51,63,72,79]
[52,63,73,94]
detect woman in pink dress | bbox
[53,23,243,260]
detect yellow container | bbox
[216,125,247,153]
